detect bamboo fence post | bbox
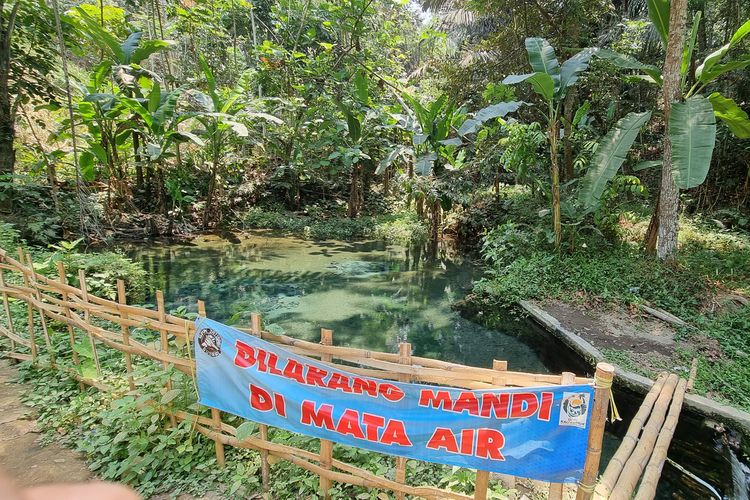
[25,252,54,365]
[198,300,226,467]
[77,269,101,376]
[594,373,668,497]
[56,262,82,390]
[488,359,515,490]
[395,342,412,500]
[117,280,136,391]
[575,362,614,500]
[0,267,17,355]
[609,374,679,500]
[17,248,37,363]
[633,378,687,500]
[548,371,576,500]
[156,290,177,428]
[319,327,334,500]
[251,313,270,489]
[687,358,698,391]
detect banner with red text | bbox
[194,317,594,482]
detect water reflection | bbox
[125,231,547,371]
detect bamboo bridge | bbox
[0,247,693,499]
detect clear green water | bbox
[126,231,551,373]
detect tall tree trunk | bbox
[550,118,562,249]
[133,133,144,190]
[203,164,217,229]
[655,0,688,261]
[0,2,20,180]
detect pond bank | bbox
[519,299,750,450]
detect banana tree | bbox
[190,55,281,228]
[578,15,750,257]
[378,93,523,244]
[74,6,173,190]
[120,83,203,216]
[502,38,596,249]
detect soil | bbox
[539,299,677,356]
[0,359,90,487]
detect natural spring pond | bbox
[124,231,748,499]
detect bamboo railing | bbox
[0,247,613,499]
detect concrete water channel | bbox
[124,230,749,498]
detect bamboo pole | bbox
[198,300,226,467]
[576,362,614,500]
[0,267,18,355]
[251,313,270,489]
[17,248,37,362]
[117,280,136,391]
[395,342,412,500]
[319,327,334,500]
[633,378,687,500]
[687,358,698,391]
[549,371,576,500]
[77,270,101,375]
[56,262,82,390]
[595,373,669,497]
[156,290,177,428]
[609,374,679,500]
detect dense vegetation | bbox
[2,0,750,495]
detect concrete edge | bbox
[519,299,750,438]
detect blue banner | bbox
[194,318,594,483]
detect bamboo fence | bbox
[0,247,617,499]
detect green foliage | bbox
[243,208,428,245]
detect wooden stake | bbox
[25,252,54,365]
[77,269,101,375]
[251,313,269,489]
[0,267,18,355]
[473,470,490,500]
[156,290,177,428]
[687,358,698,391]
[575,362,614,500]
[549,371,576,500]
[319,327,334,500]
[117,280,136,391]
[18,248,37,362]
[395,342,412,500]
[198,300,226,467]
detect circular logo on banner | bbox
[562,394,587,418]
[198,328,222,357]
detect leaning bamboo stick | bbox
[319,327,334,500]
[250,313,270,490]
[395,342,412,500]
[56,262,82,390]
[17,248,37,362]
[0,267,18,355]
[595,372,669,497]
[549,371,576,500]
[576,362,615,500]
[155,290,177,428]
[117,280,136,391]
[25,252,55,365]
[633,378,687,500]
[77,270,101,375]
[609,373,680,500]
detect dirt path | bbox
[0,359,91,487]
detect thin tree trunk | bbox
[655,0,688,261]
[644,192,660,254]
[348,164,359,218]
[563,90,576,180]
[550,118,562,249]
